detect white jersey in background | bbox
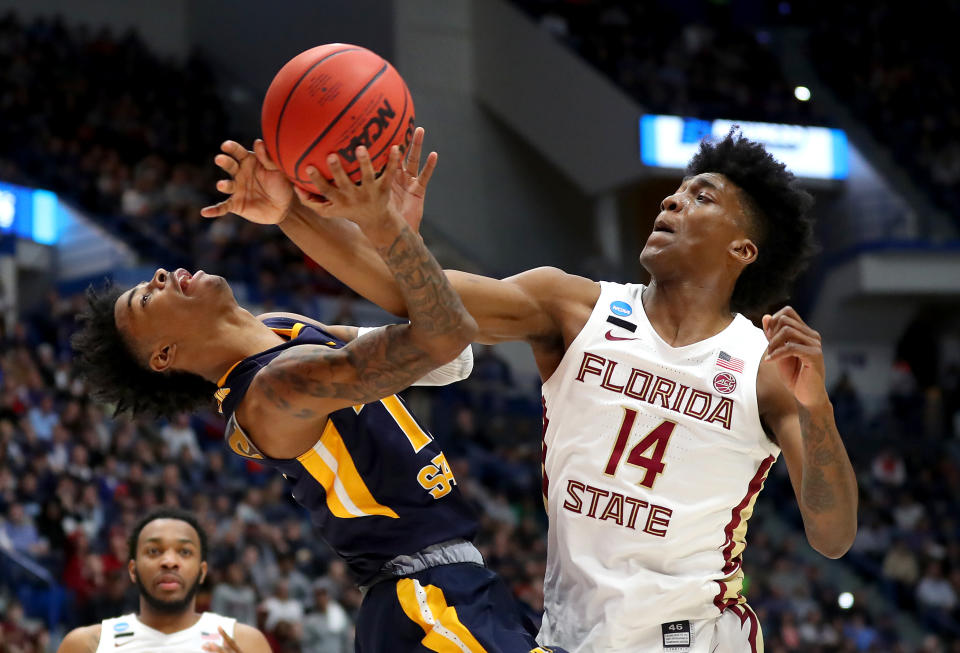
[96,613,236,652]
[539,282,779,653]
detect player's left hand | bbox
[201,627,243,653]
[762,306,829,408]
[296,144,403,232]
[201,140,294,225]
[391,126,438,233]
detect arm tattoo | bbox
[259,223,473,411]
[798,404,841,513]
[375,224,467,336]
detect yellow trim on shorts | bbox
[396,578,487,653]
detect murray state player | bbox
[206,129,858,652]
[56,508,270,653]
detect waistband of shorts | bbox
[359,539,484,594]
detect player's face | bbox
[129,519,207,614]
[114,268,235,372]
[640,173,756,277]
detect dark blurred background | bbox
[0,1,958,651]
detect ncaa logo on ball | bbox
[713,372,737,395]
[609,301,632,317]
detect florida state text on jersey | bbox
[539,282,778,652]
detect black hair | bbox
[70,283,216,418]
[686,129,816,313]
[127,506,208,561]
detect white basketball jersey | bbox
[96,613,236,652]
[538,282,779,652]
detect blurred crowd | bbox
[0,12,349,307]
[804,2,960,216]
[513,0,813,124]
[516,0,960,224]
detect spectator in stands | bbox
[301,581,351,653]
[159,412,202,460]
[872,447,907,487]
[3,503,45,558]
[27,395,57,443]
[275,553,311,607]
[261,578,303,634]
[211,562,258,627]
[882,538,920,607]
[916,561,958,631]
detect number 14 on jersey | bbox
[604,408,676,489]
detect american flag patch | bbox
[716,351,744,373]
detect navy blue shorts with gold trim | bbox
[355,562,566,653]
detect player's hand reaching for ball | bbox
[391,126,438,232]
[201,140,294,225]
[296,144,404,234]
[762,306,830,409]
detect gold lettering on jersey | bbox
[563,478,669,536]
[683,390,712,419]
[574,352,735,430]
[600,361,625,393]
[214,387,231,414]
[417,453,457,499]
[575,353,605,381]
[706,398,733,430]
[228,428,263,460]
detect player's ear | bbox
[149,343,176,373]
[730,238,758,267]
[199,560,208,584]
[128,559,137,584]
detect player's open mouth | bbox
[652,219,674,233]
[174,269,199,295]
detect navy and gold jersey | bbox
[216,317,478,585]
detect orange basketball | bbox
[261,43,415,193]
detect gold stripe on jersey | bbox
[269,322,306,340]
[297,420,399,519]
[728,460,773,563]
[716,568,747,607]
[396,578,487,653]
[217,360,243,388]
[381,395,433,453]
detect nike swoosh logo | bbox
[605,330,638,341]
[115,642,134,648]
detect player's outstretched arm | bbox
[56,625,101,653]
[758,306,858,559]
[205,130,594,347]
[242,146,477,456]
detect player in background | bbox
[72,145,566,653]
[56,507,270,653]
[205,128,858,652]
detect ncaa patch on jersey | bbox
[113,622,130,632]
[609,300,632,317]
[713,372,737,394]
[661,620,691,651]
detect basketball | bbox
[261,43,415,193]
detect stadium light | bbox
[794,86,811,101]
[837,591,855,609]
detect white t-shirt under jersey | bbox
[96,613,236,652]
[538,282,780,652]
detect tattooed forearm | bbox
[798,405,840,513]
[797,402,858,556]
[260,217,477,411]
[373,223,469,338]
